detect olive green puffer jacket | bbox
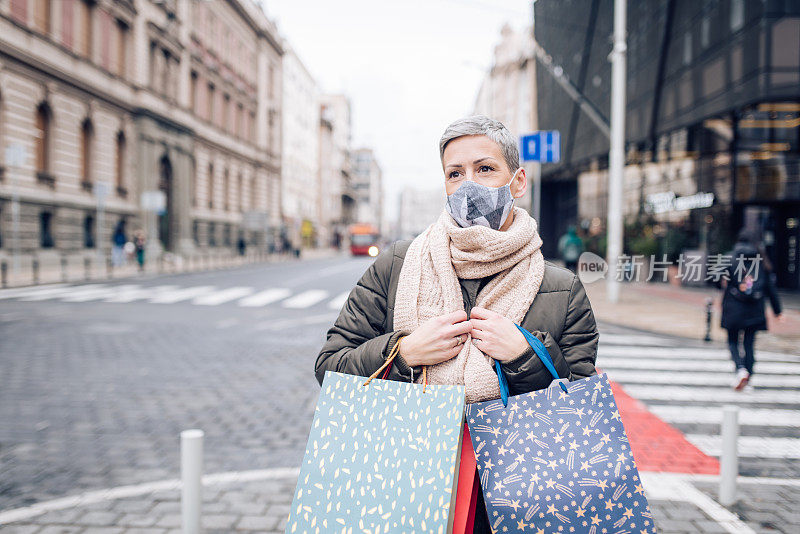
[315,239,599,394]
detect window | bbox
[731,0,744,32]
[683,32,692,66]
[115,131,126,194]
[207,163,214,209]
[115,20,128,77]
[250,175,257,209]
[78,0,93,58]
[223,223,231,247]
[84,214,95,248]
[237,173,243,212]
[190,71,198,112]
[701,16,710,48]
[223,93,230,131]
[208,221,216,246]
[193,220,199,245]
[80,119,94,188]
[236,102,244,138]
[207,82,215,122]
[35,103,51,175]
[223,169,230,211]
[33,0,51,35]
[40,211,54,248]
[0,205,3,248]
[248,110,255,142]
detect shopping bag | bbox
[465,325,657,534]
[453,424,479,534]
[285,365,467,533]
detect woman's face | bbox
[442,135,527,197]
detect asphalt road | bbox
[1,252,798,527]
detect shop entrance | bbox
[742,204,800,290]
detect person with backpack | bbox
[720,229,783,391]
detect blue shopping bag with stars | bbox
[466,326,656,534]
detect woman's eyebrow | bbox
[445,157,495,169]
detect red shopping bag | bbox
[453,424,479,534]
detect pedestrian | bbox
[237,234,246,256]
[721,229,783,391]
[315,115,599,533]
[558,224,583,272]
[111,220,127,267]
[133,230,146,272]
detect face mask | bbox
[445,169,519,230]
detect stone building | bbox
[281,44,320,249]
[351,147,382,233]
[317,93,352,248]
[0,0,283,263]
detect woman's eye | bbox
[448,171,460,179]
[479,165,494,172]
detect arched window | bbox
[34,103,52,176]
[115,131,126,195]
[80,119,94,189]
[250,174,257,210]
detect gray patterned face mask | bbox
[445,169,519,230]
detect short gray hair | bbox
[439,115,520,173]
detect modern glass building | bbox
[535,0,800,289]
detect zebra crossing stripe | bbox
[620,385,800,405]
[327,291,350,311]
[59,285,140,302]
[103,285,179,303]
[648,405,800,427]
[192,287,254,306]
[599,333,681,347]
[604,369,800,388]
[148,286,216,304]
[599,345,799,363]
[282,289,329,309]
[16,285,90,301]
[0,284,70,300]
[599,357,800,374]
[685,435,800,459]
[237,288,291,307]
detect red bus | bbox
[349,223,380,257]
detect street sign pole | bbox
[519,131,560,223]
[607,0,627,304]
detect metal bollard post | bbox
[32,259,39,285]
[106,256,113,279]
[719,405,739,506]
[704,297,713,342]
[84,257,91,281]
[1,261,7,288]
[181,429,203,534]
[61,256,68,282]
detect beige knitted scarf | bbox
[394,206,546,403]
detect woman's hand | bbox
[469,306,529,362]
[398,311,473,367]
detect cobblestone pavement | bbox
[1,255,798,532]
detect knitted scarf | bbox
[394,206,546,403]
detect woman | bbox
[721,229,783,391]
[315,115,599,532]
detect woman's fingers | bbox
[442,310,469,324]
[469,306,495,320]
[444,320,473,338]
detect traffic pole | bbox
[719,405,739,506]
[181,429,204,534]
[606,0,627,303]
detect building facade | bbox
[397,186,445,240]
[0,0,283,263]
[317,93,352,248]
[281,44,320,249]
[351,147,382,233]
[473,23,536,216]
[535,0,800,289]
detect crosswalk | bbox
[0,283,352,311]
[599,332,800,462]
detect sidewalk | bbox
[583,279,800,356]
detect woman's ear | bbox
[511,167,528,199]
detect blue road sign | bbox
[520,131,561,163]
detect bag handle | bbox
[514,324,568,393]
[362,337,429,392]
[492,325,568,407]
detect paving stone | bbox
[235,515,279,531]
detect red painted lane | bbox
[610,380,720,475]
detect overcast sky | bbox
[260,0,532,221]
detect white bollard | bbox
[719,405,739,506]
[181,429,204,534]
